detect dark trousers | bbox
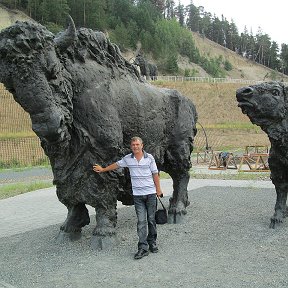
[133,194,157,251]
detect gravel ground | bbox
[1,185,288,288]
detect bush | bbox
[0,159,21,169]
[200,56,225,78]
[108,23,130,51]
[165,54,179,74]
[224,60,233,71]
[184,68,199,77]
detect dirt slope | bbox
[191,31,288,81]
[0,4,32,30]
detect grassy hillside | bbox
[191,32,288,82]
[154,81,250,127]
[152,81,269,150]
[0,4,32,30]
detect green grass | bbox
[0,159,50,169]
[190,170,270,181]
[161,169,270,181]
[0,131,35,139]
[0,164,50,173]
[0,181,54,200]
[197,122,261,130]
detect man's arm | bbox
[152,173,163,197]
[93,163,119,173]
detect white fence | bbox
[150,76,287,85]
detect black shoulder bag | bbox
[155,196,167,224]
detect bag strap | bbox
[157,196,166,210]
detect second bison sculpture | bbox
[236,81,288,228]
[0,17,197,249]
[133,53,158,80]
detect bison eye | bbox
[272,89,280,96]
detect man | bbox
[93,136,163,259]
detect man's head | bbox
[130,136,143,155]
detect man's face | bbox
[130,140,143,154]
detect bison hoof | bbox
[91,234,119,250]
[167,212,186,224]
[55,230,82,243]
[269,216,284,229]
[60,223,83,233]
[169,201,188,214]
[167,202,187,224]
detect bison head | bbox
[0,17,77,147]
[236,82,288,130]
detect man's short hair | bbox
[131,136,143,144]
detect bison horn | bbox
[54,15,77,50]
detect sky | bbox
[181,0,287,46]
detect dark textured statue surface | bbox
[0,17,197,248]
[236,81,288,228]
[134,54,158,80]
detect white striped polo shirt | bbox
[116,151,158,196]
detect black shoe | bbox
[149,243,158,253]
[134,249,149,259]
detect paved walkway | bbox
[0,167,53,184]
[0,164,269,184]
[0,178,274,238]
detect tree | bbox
[268,41,280,70]
[126,20,139,49]
[150,0,165,15]
[239,26,250,56]
[186,1,200,32]
[199,10,212,38]
[27,0,40,18]
[175,1,185,26]
[280,44,288,75]
[227,20,239,51]
[134,1,157,35]
[86,0,108,30]
[254,29,272,66]
[140,30,154,53]
[165,0,175,19]
[46,0,70,25]
[165,53,178,73]
[109,22,130,50]
[153,18,178,57]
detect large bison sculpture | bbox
[0,17,197,249]
[133,53,158,80]
[236,81,288,228]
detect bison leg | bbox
[91,203,119,250]
[270,182,288,228]
[164,139,192,224]
[167,170,190,224]
[56,203,90,242]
